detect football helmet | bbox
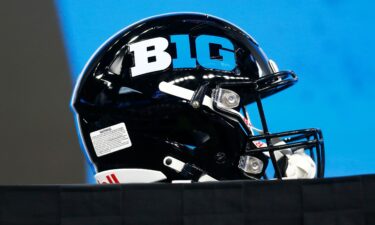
[72,13,325,183]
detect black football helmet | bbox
[72,13,325,183]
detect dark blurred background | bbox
[0,1,85,184]
[0,0,374,184]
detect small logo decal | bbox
[97,173,120,184]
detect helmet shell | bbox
[72,13,275,180]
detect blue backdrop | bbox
[55,0,375,182]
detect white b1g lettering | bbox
[129,35,236,77]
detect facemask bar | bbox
[210,71,324,179]
[246,128,325,178]
[211,71,298,131]
[160,71,324,180]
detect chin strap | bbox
[163,156,217,182]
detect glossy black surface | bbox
[72,13,325,181]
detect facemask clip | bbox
[212,88,240,109]
[238,155,264,174]
[190,82,210,109]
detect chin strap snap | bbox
[163,156,217,182]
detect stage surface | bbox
[1,175,374,225]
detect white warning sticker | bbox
[90,123,132,157]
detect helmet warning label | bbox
[90,123,132,157]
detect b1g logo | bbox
[129,35,236,77]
